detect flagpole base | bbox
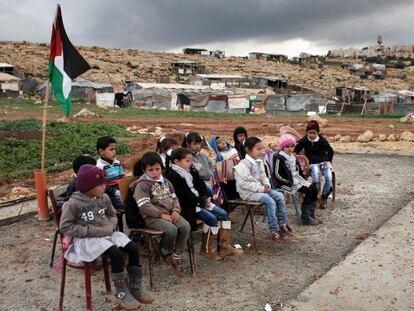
[34,171,50,221]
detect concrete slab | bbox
[283,201,414,311]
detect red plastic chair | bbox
[48,189,112,311]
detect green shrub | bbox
[0,119,136,179]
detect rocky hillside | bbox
[1,41,413,95]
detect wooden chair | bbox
[48,190,111,311]
[119,176,196,290]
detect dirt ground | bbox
[0,153,413,310]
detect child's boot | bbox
[200,224,221,260]
[218,221,243,256]
[163,255,184,277]
[127,266,154,304]
[301,204,318,226]
[310,202,323,224]
[111,271,141,310]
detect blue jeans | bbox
[259,189,287,231]
[310,162,332,197]
[196,205,229,227]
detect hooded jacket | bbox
[130,175,180,220]
[59,192,117,238]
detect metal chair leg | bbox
[147,234,155,290]
[240,207,251,232]
[290,194,302,225]
[84,262,92,311]
[187,234,196,276]
[50,229,59,267]
[332,171,336,201]
[58,259,66,311]
[102,256,111,293]
[248,206,257,251]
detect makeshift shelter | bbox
[190,74,251,88]
[0,63,14,75]
[248,53,288,62]
[171,60,207,76]
[0,72,20,97]
[264,94,312,115]
[183,48,207,55]
[252,76,288,89]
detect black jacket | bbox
[294,135,334,164]
[166,167,209,231]
[271,153,305,192]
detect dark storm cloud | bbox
[0,0,413,52]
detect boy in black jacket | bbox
[294,120,334,208]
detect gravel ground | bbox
[0,153,413,311]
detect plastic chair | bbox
[48,189,111,311]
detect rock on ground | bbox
[400,131,414,142]
[357,130,374,143]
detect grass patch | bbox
[0,119,138,180]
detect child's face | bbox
[307,130,318,141]
[247,142,265,159]
[237,133,246,143]
[283,144,295,155]
[174,154,192,171]
[99,143,117,161]
[85,183,106,198]
[144,163,162,180]
[189,141,201,153]
[216,138,227,150]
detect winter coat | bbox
[166,167,210,230]
[271,153,305,192]
[294,135,334,164]
[59,192,117,238]
[130,175,181,220]
[191,152,214,182]
[234,156,270,201]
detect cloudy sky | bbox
[1,0,413,57]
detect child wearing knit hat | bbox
[294,120,334,208]
[271,135,321,225]
[60,164,154,309]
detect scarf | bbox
[171,164,199,197]
[144,174,165,184]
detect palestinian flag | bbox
[48,5,90,117]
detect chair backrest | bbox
[118,176,137,203]
[48,189,63,226]
[118,176,146,229]
[294,154,310,178]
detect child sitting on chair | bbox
[59,164,154,310]
[130,152,190,277]
[234,137,291,240]
[233,126,248,159]
[272,135,321,226]
[167,147,243,259]
[156,136,179,168]
[209,135,240,161]
[294,120,334,208]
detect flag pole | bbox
[34,80,50,221]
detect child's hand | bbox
[170,211,180,223]
[160,213,172,222]
[264,184,270,193]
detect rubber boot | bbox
[163,255,184,277]
[218,221,243,256]
[127,266,154,304]
[111,271,141,310]
[199,224,221,260]
[310,201,323,224]
[301,203,318,226]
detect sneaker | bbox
[172,253,182,262]
[270,229,281,240]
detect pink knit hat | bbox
[278,135,296,150]
[76,164,107,193]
